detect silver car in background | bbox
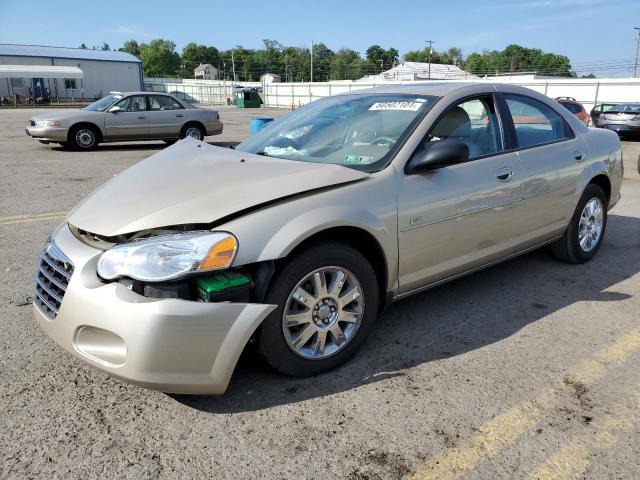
[33,83,622,394]
[595,102,640,136]
[26,92,223,150]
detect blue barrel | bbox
[249,117,274,135]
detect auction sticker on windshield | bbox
[369,101,423,111]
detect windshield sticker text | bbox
[369,102,422,111]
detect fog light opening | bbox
[73,326,127,367]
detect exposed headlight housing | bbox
[97,231,238,282]
[35,119,63,127]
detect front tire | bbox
[256,242,379,377]
[551,184,607,263]
[69,125,98,150]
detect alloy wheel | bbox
[282,266,365,360]
[578,197,603,252]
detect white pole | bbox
[634,27,640,78]
[310,41,314,83]
[231,50,237,83]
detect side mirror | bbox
[405,140,470,174]
[109,105,122,113]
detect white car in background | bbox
[26,92,223,150]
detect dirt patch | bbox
[347,449,411,480]
[563,376,592,410]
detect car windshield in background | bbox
[236,94,438,172]
[83,95,122,112]
[610,104,640,113]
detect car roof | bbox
[342,82,476,97]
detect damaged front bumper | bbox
[33,224,276,394]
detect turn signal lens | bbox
[199,235,238,271]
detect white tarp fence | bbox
[145,77,260,104]
[145,77,640,112]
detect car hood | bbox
[68,139,370,237]
[31,109,94,121]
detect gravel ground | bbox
[1,107,639,480]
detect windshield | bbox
[83,95,122,112]
[236,93,438,172]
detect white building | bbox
[260,73,281,84]
[364,61,478,82]
[0,44,142,100]
[194,64,219,80]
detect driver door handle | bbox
[176,113,184,117]
[574,150,585,161]
[137,115,146,120]
[495,166,514,182]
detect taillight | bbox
[634,115,640,120]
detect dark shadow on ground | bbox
[50,142,166,152]
[171,214,640,413]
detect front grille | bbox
[34,241,74,318]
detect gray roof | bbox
[0,44,141,63]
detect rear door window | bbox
[504,94,572,149]
[148,95,175,111]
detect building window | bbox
[65,79,77,90]
[10,78,24,88]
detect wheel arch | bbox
[284,226,389,310]
[588,174,611,206]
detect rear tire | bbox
[180,123,205,141]
[550,184,607,263]
[256,242,379,377]
[69,125,98,150]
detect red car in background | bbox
[555,97,590,125]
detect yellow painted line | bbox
[405,329,640,480]
[0,211,68,226]
[529,391,640,480]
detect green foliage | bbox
[180,43,220,78]
[115,37,574,80]
[139,39,181,77]
[119,40,140,58]
[464,44,572,77]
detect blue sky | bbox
[1,0,639,76]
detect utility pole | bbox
[231,49,237,83]
[634,27,640,78]
[310,40,314,83]
[425,40,436,80]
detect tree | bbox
[139,39,181,77]
[119,40,140,58]
[330,48,361,80]
[464,44,572,77]
[311,42,334,81]
[101,42,110,51]
[366,44,387,70]
[181,43,220,77]
[79,43,87,50]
